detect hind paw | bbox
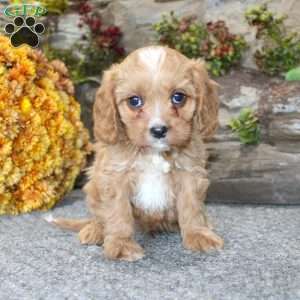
[78,223,104,245]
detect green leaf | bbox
[239,108,252,122]
[228,108,260,145]
[285,67,300,81]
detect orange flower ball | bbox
[0,35,89,215]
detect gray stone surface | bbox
[1,190,300,300]
[0,1,9,32]
[109,0,205,52]
[50,13,86,49]
[75,80,99,139]
[282,0,300,33]
[207,142,300,204]
[207,69,300,204]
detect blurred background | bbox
[1,0,300,207]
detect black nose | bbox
[150,126,168,139]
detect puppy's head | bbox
[94,46,219,150]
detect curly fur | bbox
[48,46,223,261]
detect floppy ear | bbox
[191,60,219,141]
[93,66,120,144]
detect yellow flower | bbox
[0,65,5,75]
[20,97,32,114]
[0,35,89,215]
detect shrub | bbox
[245,4,300,75]
[0,35,89,215]
[228,108,261,145]
[204,21,248,76]
[154,12,247,76]
[153,13,206,58]
[44,0,125,82]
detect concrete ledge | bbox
[0,190,299,299]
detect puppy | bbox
[48,46,224,261]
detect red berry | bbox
[114,46,125,56]
[90,18,101,32]
[106,26,121,36]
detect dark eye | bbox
[128,95,143,108]
[171,92,186,106]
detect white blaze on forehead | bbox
[138,47,166,74]
[149,102,164,128]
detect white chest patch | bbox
[138,47,166,74]
[133,153,172,213]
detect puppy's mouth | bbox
[148,136,170,151]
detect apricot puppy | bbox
[49,46,224,261]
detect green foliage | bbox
[205,21,248,76]
[74,41,123,82]
[285,67,300,81]
[43,43,122,83]
[39,0,69,15]
[153,13,207,58]
[153,12,248,76]
[245,4,300,76]
[229,108,261,145]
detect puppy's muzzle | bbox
[150,125,168,139]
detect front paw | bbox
[103,236,144,262]
[183,227,224,252]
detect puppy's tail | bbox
[44,214,91,232]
